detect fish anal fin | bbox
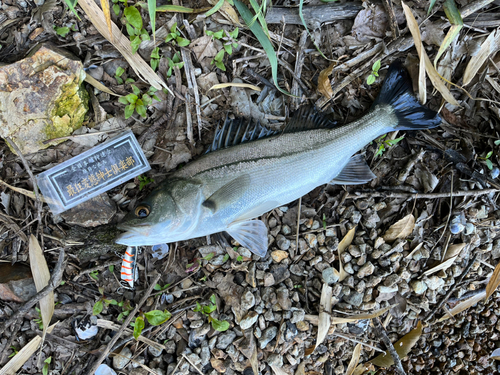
[227,220,268,257]
[330,155,376,185]
[203,174,251,213]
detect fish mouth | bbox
[115,224,152,246]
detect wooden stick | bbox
[373,318,407,375]
[265,3,363,25]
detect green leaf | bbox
[55,26,70,37]
[203,305,217,314]
[229,27,239,39]
[90,270,99,280]
[119,96,129,105]
[62,0,81,20]
[148,0,156,41]
[234,0,291,96]
[125,104,135,119]
[211,318,230,332]
[367,74,376,85]
[125,78,135,83]
[106,299,118,305]
[124,6,143,30]
[203,253,215,261]
[154,283,162,291]
[142,93,152,106]
[130,35,142,53]
[237,255,243,262]
[177,37,190,47]
[486,150,493,159]
[173,52,181,63]
[136,104,147,118]
[131,85,141,95]
[144,309,172,325]
[205,0,225,17]
[428,0,438,14]
[167,67,173,77]
[193,301,203,312]
[93,300,104,315]
[151,59,158,71]
[170,22,178,33]
[116,67,125,77]
[434,0,463,66]
[214,49,225,62]
[125,93,138,103]
[156,5,195,12]
[214,30,224,39]
[126,23,136,36]
[113,3,121,15]
[210,294,217,305]
[133,316,145,339]
[222,253,229,262]
[372,59,381,73]
[486,159,493,170]
[224,44,232,55]
[215,60,226,71]
[140,31,151,41]
[151,47,160,59]
[495,140,500,146]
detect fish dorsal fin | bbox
[226,219,268,257]
[202,174,251,213]
[205,116,278,153]
[284,106,336,133]
[330,155,376,185]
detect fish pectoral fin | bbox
[202,174,251,213]
[226,220,268,258]
[330,154,376,185]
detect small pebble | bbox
[322,267,340,285]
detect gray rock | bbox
[189,324,210,348]
[305,233,318,247]
[149,345,163,357]
[285,321,298,341]
[384,274,400,287]
[239,311,259,330]
[185,353,201,366]
[62,194,116,227]
[113,346,132,370]
[270,265,290,284]
[357,262,375,278]
[165,340,176,354]
[241,290,256,311]
[282,225,292,235]
[322,267,340,285]
[343,291,363,307]
[344,262,354,274]
[268,353,283,367]
[211,254,228,266]
[290,307,305,324]
[200,342,210,366]
[276,234,291,251]
[259,326,278,349]
[377,285,398,294]
[216,330,237,350]
[96,364,117,375]
[424,276,445,291]
[277,288,291,310]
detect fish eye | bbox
[134,205,150,218]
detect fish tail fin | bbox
[373,61,441,131]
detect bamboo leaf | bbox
[438,290,486,321]
[100,0,113,40]
[234,0,291,96]
[270,365,290,375]
[346,344,363,375]
[305,284,332,355]
[338,227,356,282]
[29,235,54,340]
[148,0,156,41]
[382,214,415,242]
[463,30,500,85]
[402,2,459,106]
[209,83,261,91]
[318,63,335,99]
[305,305,393,325]
[486,261,500,302]
[84,74,119,96]
[156,5,200,12]
[434,0,463,66]
[204,0,224,17]
[370,321,423,368]
[418,42,426,104]
[425,243,466,276]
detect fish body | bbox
[116,62,441,256]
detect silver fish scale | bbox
[173,106,397,236]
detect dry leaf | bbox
[318,63,335,99]
[338,227,356,281]
[100,0,113,40]
[305,284,332,355]
[295,362,306,375]
[424,243,466,276]
[463,30,500,85]
[352,363,375,375]
[85,74,119,96]
[305,305,393,325]
[346,344,362,375]
[402,2,459,106]
[382,214,415,242]
[418,42,426,104]
[209,83,261,91]
[438,290,486,322]
[29,235,54,340]
[208,0,241,25]
[490,348,500,360]
[78,0,170,92]
[486,261,500,302]
[370,321,423,368]
[190,35,219,62]
[0,322,58,375]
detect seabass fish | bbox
[116,62,441,256]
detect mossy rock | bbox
[0,43,88,154]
